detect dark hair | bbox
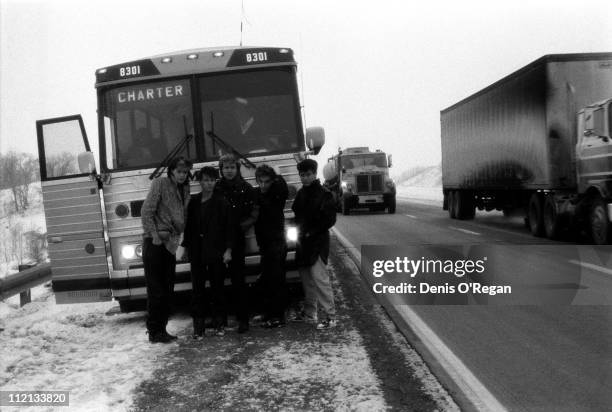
[255,164,276,180]
[297,158,317,173]
[198,166,218,180]
[167,156,193,178]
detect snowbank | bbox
[395,165,444,205]
[0,289,190,411]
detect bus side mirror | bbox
[388,154,393,168]
[306,127,325,155]
[78,151,97,174]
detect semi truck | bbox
[441,53,612,243]
[323,147,396,215]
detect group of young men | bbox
[140,154,338,343]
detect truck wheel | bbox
[589,197,610,245]
[455,191,474,220]
[448,191,457,219]
[543,196,561,240]
[387,197,396,214]
[342,198,351,216]
[528,194,544,237]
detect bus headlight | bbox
[121,245,136,260]
[135,245,143,258]
[286,226,298,242]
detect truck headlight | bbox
[341,181,352,191]
[385,179,395,188]
[286,226,298,242]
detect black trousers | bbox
[260,240,288,320]
[191,258,226,327]
[228,248,249,324]
[143,238,176,333]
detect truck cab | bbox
[323,147,395,215]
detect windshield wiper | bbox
[206,112,256,169]
[149,116,193,180]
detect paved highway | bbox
[334,198,612,411]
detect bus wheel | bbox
[119,299,145,313]
[543,196,561,240]
[528,193,544,237]
[589,197,610,245]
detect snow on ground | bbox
[395,165,444,205]
[0,287,190,412]
[218,331,386,411]
[0,184,46,279]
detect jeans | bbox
[260,240,288,319]
[143,238,176,333]
[228,251,249,324]
[191,258,227,327]
[299,256,335,320]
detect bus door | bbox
[36,115,112,303]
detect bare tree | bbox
[24,229,47,264]
[0,152,40,213]
[46,152,77,179]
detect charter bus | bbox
[35,46,325,310]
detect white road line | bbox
[404,214,418,219]
[568,260,612,276]
[331,227,507,412]
[449,226,481,236]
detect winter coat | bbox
[182,192,235,265]
[141,176,190,254]
[291,179,336,266]
[254,175,289,246]
[215,175,256,252]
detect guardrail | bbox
[0,263,52,306]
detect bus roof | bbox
[95,46,296,87]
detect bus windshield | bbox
[101,79,196,169]
[200,68,303,157]
[100,67,303,170]
[341,154,387,169]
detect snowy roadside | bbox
[0,288,190,412]
[396,185,443,206]
[131,264,389,411]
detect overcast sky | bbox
[1,0,611,173]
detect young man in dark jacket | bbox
[291,159,338,329]
[215,154,256,333]
[253,165,289,327]
[183,166,234,337]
